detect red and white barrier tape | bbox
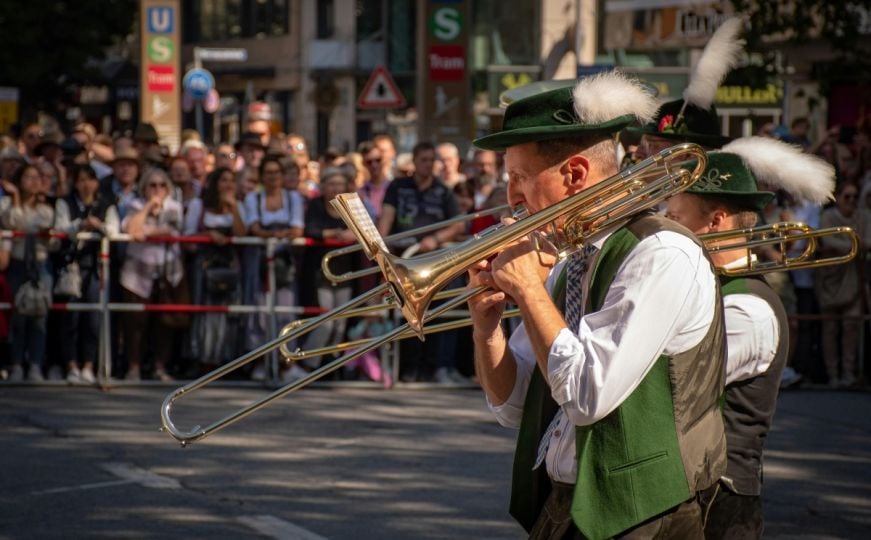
[0,302,328,315]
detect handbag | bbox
[205,267,239,295]
[273,251,296,288]
[156,245,191,329]
[16,235,51,317]
[15,279,51,317]
[54,260,83,298]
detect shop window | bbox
[470,0,539,70]
[185,0,288,42]
[317,0,335,39]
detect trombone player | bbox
[665,137,836,539]
[467,71,727,539]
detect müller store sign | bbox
[715,83,783,108]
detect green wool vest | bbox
[509,215,727,540]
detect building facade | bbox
[175,0,869,154]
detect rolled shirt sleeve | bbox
[723,294,779,384]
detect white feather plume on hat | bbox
[573,71,658,126]
[722,136,836,204]
[683,17,745,110]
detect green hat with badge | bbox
[628,99,732,148]
[686,152,774,211]
[474,71,658,151]
[626,17,745,149]
[687,136,836,211]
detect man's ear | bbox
[563,154,590,190]
[709,209,728,231]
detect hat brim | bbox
[474,115,634,151]
[685,189,776,212]
[624,126,732,149]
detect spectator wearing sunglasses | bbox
[357,140,390,221]
[119,169,184,381]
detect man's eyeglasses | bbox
[290,142,306,152]
[364,158,382,165]
[219,152,237,160]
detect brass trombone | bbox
[288,221,861,359]
[159,142,707,446]
[701,222,860,276]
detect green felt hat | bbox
[474,73,656,151]
[686,152,774,211]
[626,99,732,149]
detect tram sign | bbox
[140,0,181,152]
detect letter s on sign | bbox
[433,7,461,41]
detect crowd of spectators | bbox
[750,114,871,389]
[2,107,870,389]
[0,120,508,384]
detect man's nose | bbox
[506,183,524,207]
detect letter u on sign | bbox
[147,6,174,34]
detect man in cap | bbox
[468,71,727,539]
[133,123,160,151]
[236,131,266,175]
[101,147,142,221]
[665,137,836,539]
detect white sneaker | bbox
[281,364,309,384]
[434,367,454,384]
[80,366,96,384]
[67,366,82,384]
[250,364,267,382]
[840,373,857,388]
[779,367,803,389]
[8,365,24,382]
[27,367,45,382]
[124,367,141,382]
[449,369,471,384]
[47,366,63,381]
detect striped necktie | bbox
[533,243,597,471]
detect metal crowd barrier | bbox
[0,230,412,387]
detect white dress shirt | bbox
[487,229,718,483]
[720,257,780,385]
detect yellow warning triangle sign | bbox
[357,65,406,109]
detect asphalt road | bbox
[0,384,869,539]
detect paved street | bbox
[0,384,869,539]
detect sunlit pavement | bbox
[1,386,868,539]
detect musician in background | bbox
[628,17,742,163]
[665,138,835,538]
[468,71,726,539]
